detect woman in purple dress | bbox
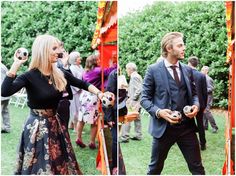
[1,34,104,175]
[76,54,117,149]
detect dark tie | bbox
[170,65,180,86]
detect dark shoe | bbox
[75,139,86,148]
[89,143,96,149]
[119,139,129,143]
[212,128,218,133]
[201,144,206,151]
[130,136,142,141]
[1,129,10,133]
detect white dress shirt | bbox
[164,59,181,81]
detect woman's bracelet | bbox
[96,91,102,98]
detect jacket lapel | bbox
[181,63,192,98]
[159,60,170,94]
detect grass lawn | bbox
[1,105,100,175]
[120,109,227,175]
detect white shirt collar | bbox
[163,58,180,68]
[130,71,137,77]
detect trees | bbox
[119,1,228,108]
[1,1,97,73]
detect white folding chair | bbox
[9,88,27,108]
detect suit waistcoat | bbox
[165,67,189,113]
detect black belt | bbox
[31,109,57,117]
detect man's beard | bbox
[174,53,184,60]
[177,57,184,60]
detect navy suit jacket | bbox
[141,60,199,138]
[191,69,208,111]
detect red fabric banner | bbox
[98,44,117,68]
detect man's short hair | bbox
[188,56,199,67]
[126,62,137,71]
[161,32,183,57]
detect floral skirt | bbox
[14,109,82,175]
[78,91,99,124]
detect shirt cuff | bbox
[156,109,161,119]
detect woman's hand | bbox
[7,50,29,77]
[97,91,104,100]
[14,50,28,65]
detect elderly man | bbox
[120,62,143,142]
[201,66,218,133]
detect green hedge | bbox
[119,1,228,108]
[1,1,98,73]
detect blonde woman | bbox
[1,34,103,175]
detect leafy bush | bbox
[1,1,98,73]
[119,1,228,108]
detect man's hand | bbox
[185,105,198,118]
[107,121,115,127]
[158,109,180,124]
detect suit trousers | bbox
[147,124,205,175]
[203,107,218,130]
[196,110,206,146]
[203,95,218,130]
[1,100,11,131]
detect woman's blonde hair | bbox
[29,34,67,92]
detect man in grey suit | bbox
[120,62,143,142]
[141,32,205,174]
[201,66,218,133]
[1,62,11,133]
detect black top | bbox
[1,68,90,109]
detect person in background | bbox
[1,34,104,175]
[117,67,128,175]
[120,62,143,142]
[56,41,73,129]
[201,66,219,133]
[103,69,118,174]
[141,32,205,174]
[1,61,11,133]
[76,54,117,149]
[68,51,84,132]
[118,67,128,125]
[188,56,208,150]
